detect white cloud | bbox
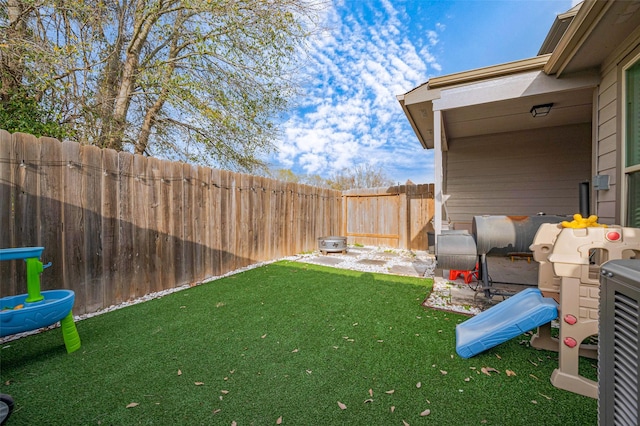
[272,0,441,184]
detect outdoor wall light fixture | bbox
[530,103,553,117]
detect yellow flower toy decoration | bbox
[561,214,608,228]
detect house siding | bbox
[443,123,591,230]
[595,26,640,224]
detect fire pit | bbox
[318,236,347,255]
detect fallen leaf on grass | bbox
[337,401,347,410]
[390,406,395,413]
[440,370,447,375]
[261,333,267,339]
[177,369,182,376]
[194,382,205,386]
[212,409,221,415]
[506,370,516,377]
[364,398,373,403]
[481,367,499,376]
[529,374,539,380]
[420,409,431,416]
[495,354,502,360]
[531,400,538,404]
[369,388,373,397]
[291,348,299,353]
[220,390,229,394]
[416,382,422,388]
[126,402,139,408]
[403,420,410,426]
[539,393,552,400]
[276,415,283,424]
[385,390,395,394]
[464,377,471,382]
[232,421,237,426]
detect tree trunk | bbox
[106,0,161,151]
[135,8,183,155]
[96,1,129,149]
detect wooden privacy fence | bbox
[0,131,342,315]
[342,184,434,250]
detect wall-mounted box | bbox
[593,175,610,190]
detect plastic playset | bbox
[455,217,640,398]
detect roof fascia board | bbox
[432,68,599,111]
[544,0,611,76]
[427,55,550,89]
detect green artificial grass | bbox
[1,261,597,425]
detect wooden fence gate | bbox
[342,184,434,250]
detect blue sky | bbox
[270,0,577,184]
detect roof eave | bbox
[544,0,610,76]
[427,54,551,89]
[397,95,432,149]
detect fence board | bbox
[101,148,120,309]
[38,137,63,291]
[221,171,236,271]
[146,157,163,294]
[61,141,86,311]
[82,144,104,312]
[132,154,151,300]
[209,168,222,277]
[15,133,40,254]
[118,152,134,303]
[157,158,173,291]
[0,131,16,295]
[193,165,208,280]
[181,162,195,286]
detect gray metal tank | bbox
[472,215,567,256]
[435,230,477,271]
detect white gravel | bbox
[297,246,436,276]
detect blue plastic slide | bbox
[455,288,558,358]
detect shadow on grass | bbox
[0,261,596,425]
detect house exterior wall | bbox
[443,123,591,230]
[595,26,640,225]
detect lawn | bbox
[0,261,597,425]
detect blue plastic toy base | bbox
[455,288,558,359]
[0,290,75,337]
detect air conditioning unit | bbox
[599,260,640,426]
